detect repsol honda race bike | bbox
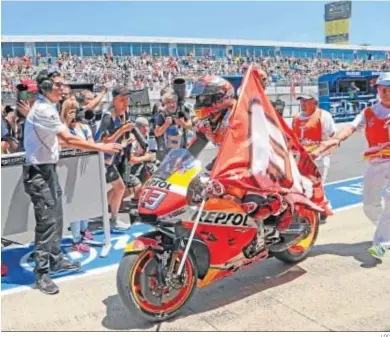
[116,148,321,322]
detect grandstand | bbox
[2,35,390,61]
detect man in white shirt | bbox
[313,72,390,259]
[292,91,337,185]
[24,68,121,295]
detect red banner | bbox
[210,65,327,212]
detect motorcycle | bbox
[116,148,320,322]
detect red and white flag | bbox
[210,65,329,213]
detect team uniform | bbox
[351,102,390,254]
[292,108,337,184]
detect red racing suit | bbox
[187,109,290,226]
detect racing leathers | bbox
[187,108,290,228]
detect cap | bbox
[112,86,130,97]
[22,79,38,94]
[375,72,390,87]
[135,117,149,127]
[296,90,318,101]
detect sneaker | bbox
[27,251,36,263]
[1,263,8,277]
[51,258,81,274]
[368,245,386,260]
[36,274,59,295]
[81,229,93,241]
[119,200,131,212]
[72,242,90,253]
[110,218,129,232]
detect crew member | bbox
[292,91,336,219]
[292,92,336,186]
[23,68,121,295]
[313,72,390,259]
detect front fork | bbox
[154,234,185,287]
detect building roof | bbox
[2,35,390,52]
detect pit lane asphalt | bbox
[2,205,389,332]
[3,125,389,332]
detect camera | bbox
[16,86,29,119]
[73,107,86,123]
[73,95,97,123]
[173,78,186,105]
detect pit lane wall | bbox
[1,150,109,240]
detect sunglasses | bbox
[53,81,65,88]
[26,92,37,99]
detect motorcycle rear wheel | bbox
[273,208,319,264]
[117,250,198,322]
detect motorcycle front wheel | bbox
[273,208,319,264]
[116,249,198,322]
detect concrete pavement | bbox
[3,122,386,332]
[2,206,389,331]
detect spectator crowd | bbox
[3,52,390,94]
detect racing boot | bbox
[241,194,285,254]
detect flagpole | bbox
[176,198,206,276]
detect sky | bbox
[2,1,390,46]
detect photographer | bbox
[94,86,137,229]
[272,96,286,117]
[60,98,95,253]
[150,86,170,132]
[76,88,109,137]
[1,109,11,154]
[129,117,157,185]
[14,79,39,151]
[80,87,109,112]
[23,68,121,295]
[154,91,192,158]
[1,104,18,153]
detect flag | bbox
[210,65,327,213]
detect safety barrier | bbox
[1,150,112,257]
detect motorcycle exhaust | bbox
[269,223,311,253]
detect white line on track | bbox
[325,176,363,186]
[1,176,365,297]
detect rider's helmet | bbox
[191,75,235,123]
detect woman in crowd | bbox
[60,98,94,253]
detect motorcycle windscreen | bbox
[138,149,202,216]
[153,149,201,189]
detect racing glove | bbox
[205,179,225,198]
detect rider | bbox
[188,75,235,162]
[187,75,287,228]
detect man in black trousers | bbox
[23,68,121,295]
